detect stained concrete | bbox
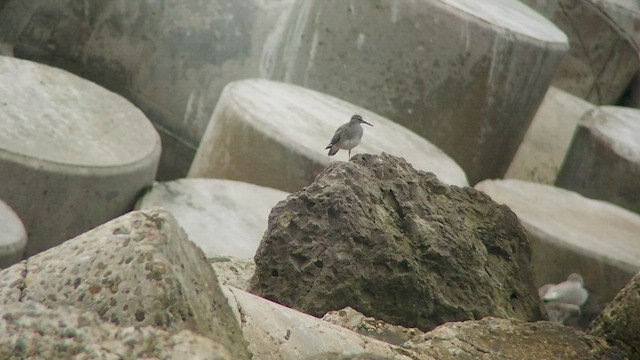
[264,0,568,184]
[188,79,468,192]
[556,106,640,215]
[505,87,594,184]
[475,179,640,304]
[0,198,26,268]
[0,56,160,256]
[136,179,289,258]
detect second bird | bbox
[325,114,373,159]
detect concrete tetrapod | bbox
[505,87,594,184]
[0,198,26,268]
[265,0,568,183]
[0,56,161,257]
[475,179,640,304]
[188,79,468,192]
[0,0,295,179]
[521,0,639,104]
[556,106,640,215]
[136,178,289,258]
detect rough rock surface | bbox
[404,317,625,359]
[249,153,545,331]
[0,302,231,360]
[0,208,250,359]
[589,270,640,358]
[322,307,425,345]
[221,286,416,360]
[209,256,256,290]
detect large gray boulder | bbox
[0,56,160,257]
[589,270,640,358]
[0,208,251,359]
[249,153,546,331]
[0,302,231,360]
[265,0,568,184]
[0,0,294,179]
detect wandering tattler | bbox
[325,114,373,159]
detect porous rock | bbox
[249,153,545,331]
[589,270,640,358]
[0,208,250,359]
[0,301,231,359]
[404,317,625,359]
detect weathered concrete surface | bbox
[589,0,640,47]
[189,79,468,192]
[0,302,232,360]
[265,0,568,184]
[475,179,640,304]
[556,106,640,215]
[0,198,26,268]
[505,87,594,184]
[0,56,161,257]
[0,0,294,179]
[136,179,288,258]
[589,270,640,358]
[221,286,419,360]
[522,0,639,104]
[209,256,256,291]
[249,154,545,332]
[0,208,251,359]
[404,317,626,359]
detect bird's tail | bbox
[327,145,339,156]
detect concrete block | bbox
[0,198,26,268]
[505,87,594,184]
[264,0,568,184]
[0,56,161,257]
[556,106,640,215]
[136,179,288,258]
[0,0,295,179]
[188,79,468,192]
[475,179,640,304]
[521,0,639,104]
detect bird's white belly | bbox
[340,136,362,150]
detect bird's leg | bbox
[348,149,351,160]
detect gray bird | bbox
[542,273,589,307]
[325,114,373,159]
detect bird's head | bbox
[351,114,373,127]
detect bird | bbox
[544,302,581,324]
[542,273,589,307]
[325,114,373,159]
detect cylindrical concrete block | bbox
[0,0,294,180]
[475,179,640,304]
[188,79,469,193]
[0,56,161,257]
[556,106,640,215]
[505,87,594,184]
[522,0,639,104]
[264,0,568,184]
[0,199,26,268]
[136,179,289,258]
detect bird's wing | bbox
[326,126,343,148]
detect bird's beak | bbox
[362,120,373,127]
